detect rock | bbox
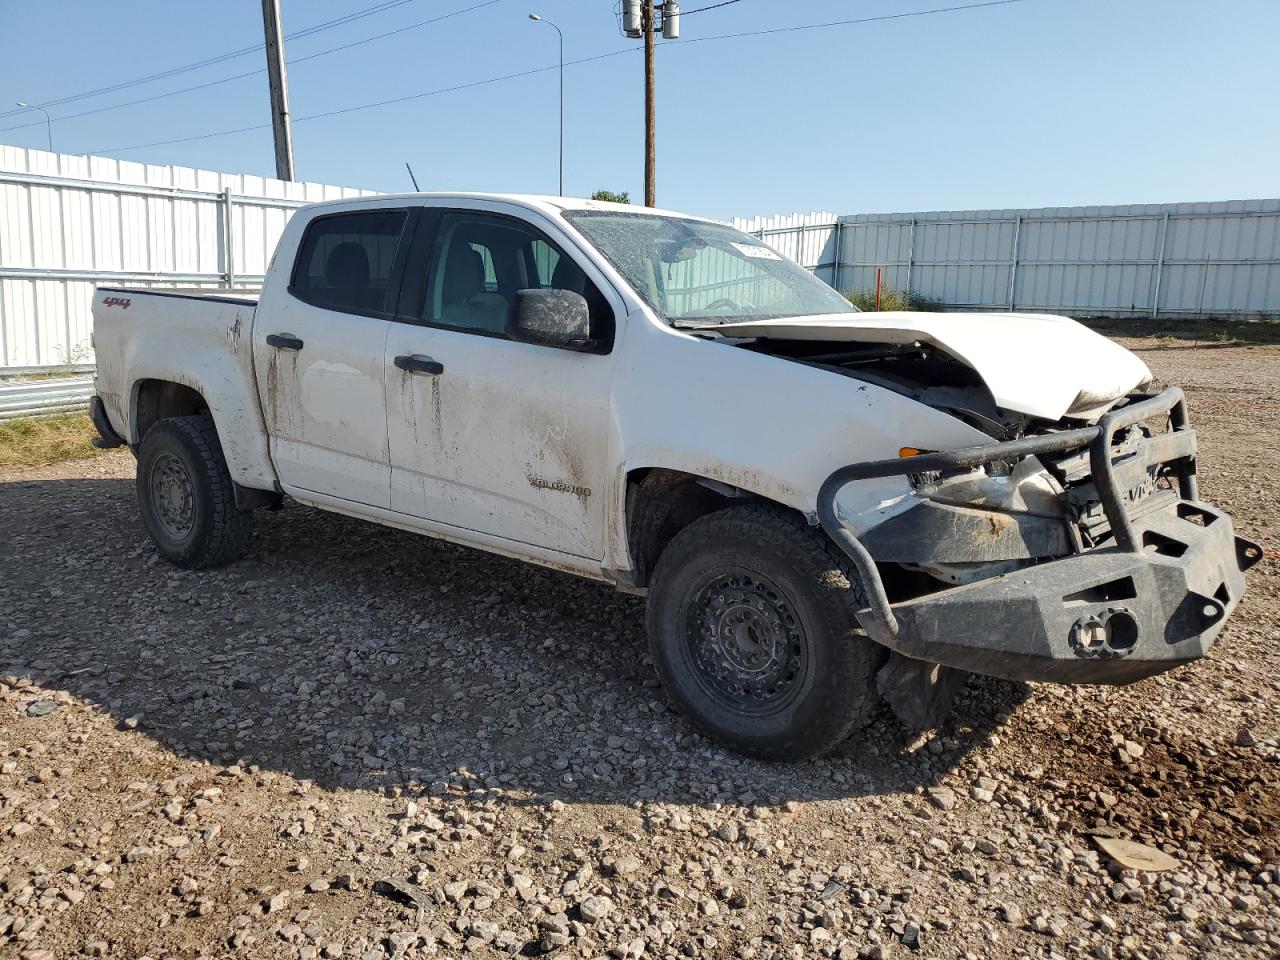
[372,877,432,910]
[1092,836,1180,872]
[926,787,956,811]
[820,879,849,901]
[997,902,1023,924]
[611,855,643,877]
[1235,726,1257,747]
[580,895,615,924]
[25,700,59,717]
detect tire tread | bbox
[137,415,252,569]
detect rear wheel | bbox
[646,505,883,761]
[136,415,252,569]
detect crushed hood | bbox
[691,311,1152,421]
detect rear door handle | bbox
[394,354,444,375]
[266,333,304,351]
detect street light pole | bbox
[528,13,564,197]
[15,102,53,152]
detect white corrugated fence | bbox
[732,200,1280,320]
[0,145,374,371]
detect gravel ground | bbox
[1,340,1277,960]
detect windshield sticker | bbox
[729,241,782,261]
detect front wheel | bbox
[136,415,253,569]
[646,505,883,761]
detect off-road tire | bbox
[647,505,883,761]
[136,415,252,569]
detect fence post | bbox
[1150,211,1169,319]
[831,220,843,291]
[221,189,236,288]
[1197,253,1211,319]
[1006,215,1022,310]
[904,218,916,295]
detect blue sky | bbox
[1,0,1276,220]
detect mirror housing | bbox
[510,288,594,350]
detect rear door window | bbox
[290,210,409,316]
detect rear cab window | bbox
[290,210,409,316]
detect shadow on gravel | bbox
[1,475,1029,809]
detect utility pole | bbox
[624,1,677,208]
[642,1,656,208]
[261,0,296,181]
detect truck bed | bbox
[90,284,277,492]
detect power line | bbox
[677,0,1030,42]
[680,0,748,15]
[0,0,506,135]
[87,0,1037,157]
[89,48,640,155]
[0,0,464,121]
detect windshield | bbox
[563,210,857,326]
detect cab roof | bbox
[296,191,721,225]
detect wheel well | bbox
[625,468,783,587]
[133,379,208,442]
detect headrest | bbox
[551,257,587,294]
[443,244,485,302]
[325,242,370,290]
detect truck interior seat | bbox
[440,242,509,333]
[324,242,382,311]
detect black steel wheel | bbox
[647,505,883,761]
[686,570,811,715]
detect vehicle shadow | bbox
[0,474,1030,809]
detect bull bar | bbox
[816,387,1263,683]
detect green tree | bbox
[590,189,630,204]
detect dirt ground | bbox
[0,340,1277,960]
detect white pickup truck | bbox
[90,193,1261,760]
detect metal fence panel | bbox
[0,145,374,370]
[733,199,1280,320]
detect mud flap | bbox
[875,651,967,730]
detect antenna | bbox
[405,162,420,191]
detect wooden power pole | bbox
[642,0,656,207]
[261,0,296,181]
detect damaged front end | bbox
[820,387,1263,687]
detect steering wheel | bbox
[703,297,742,314]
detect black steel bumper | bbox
[817,387,1264,684]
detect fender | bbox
[602,320,993,574]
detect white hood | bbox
[694,311,1152,421]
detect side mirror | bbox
[510,288,594,350]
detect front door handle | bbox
[394,354,444,375]
[266,333,304,351]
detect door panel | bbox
[253,208,409,508]
[383,209,617,559]
[385,327,612,558]
[256,308,391,506]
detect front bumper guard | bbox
[817,387,1263,683]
